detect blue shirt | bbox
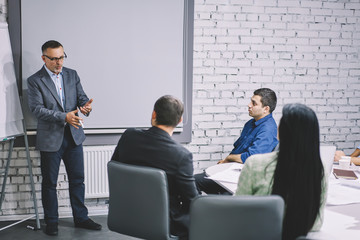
[44,65,65,108]
[230,113,278,163]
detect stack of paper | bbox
[206,164,243,183]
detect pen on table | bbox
[2,136,15,141]
[26,225,35,230]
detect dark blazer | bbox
[27,66,89,151]
[111,126,198,237]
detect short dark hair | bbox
[154,95,184,127]
[253,88,277,113]
[42,40,63,54]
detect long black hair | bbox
[272,103,324,240]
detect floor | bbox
[0,215,141,240]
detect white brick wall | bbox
[1,0,360,219]
[190,0,360,171]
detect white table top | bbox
[205,163,360,239]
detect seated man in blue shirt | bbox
[195,88,279,194]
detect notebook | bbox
[320,145,336,177]
[333,168,358,180]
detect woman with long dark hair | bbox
[235,103,325,240]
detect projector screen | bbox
[19,0,193,134]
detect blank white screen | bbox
[21,0,184,129]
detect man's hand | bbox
[218,154,243,164]
[218,159,230,164]
[80,98,93,116]
[66,109,83,129]
[334,150,345,162]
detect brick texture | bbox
[1,0,360,219]
[190,0,360,169]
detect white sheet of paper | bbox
[307,209,360,240]
[327,170,360,206]
[206,163,243,184]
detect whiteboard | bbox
[0,22,24,139]
[20,0,187,130]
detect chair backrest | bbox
[189,195,284,240]
[107,161,177,240]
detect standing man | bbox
[111,95,198,239]
[195,88,279,194]
[27,40,101,236]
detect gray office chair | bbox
[189,195,284,240]
[107,161,178,240]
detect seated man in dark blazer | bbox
[111,95,198,239]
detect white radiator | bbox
[83,145,116,198]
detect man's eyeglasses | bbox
[43,52,67,62]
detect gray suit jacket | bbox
[27,66,89,152]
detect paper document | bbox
[308,209,360,240]
[206,164,243,184]
[327,174,360,205]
